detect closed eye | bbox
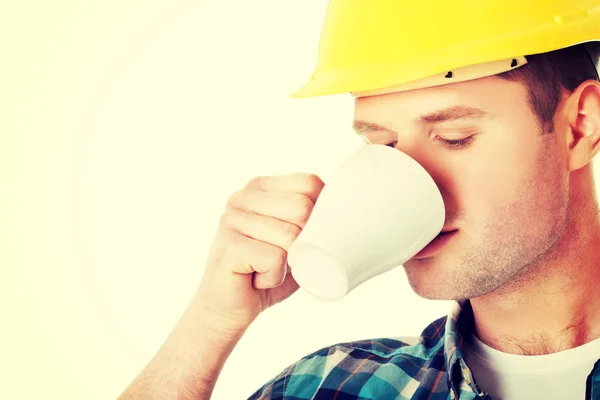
[434,135,475,149]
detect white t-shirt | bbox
[462,331,600,400]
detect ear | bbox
[565,80,600,172]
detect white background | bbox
[3,1,595,399]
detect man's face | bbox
[354,76,571,300]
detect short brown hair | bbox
[497,44,599,133]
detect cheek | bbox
[447,124,563,221]
[444,143,533,216]
[453,133,568,242]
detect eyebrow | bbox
[352,105,490,135]
[418,105,489,124]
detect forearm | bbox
[118,292,244,400]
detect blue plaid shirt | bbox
[248,301,600,399]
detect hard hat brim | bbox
[291,14,600,98]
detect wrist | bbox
[173,291,249,349]
[189,289,255,343]
[145,300,242,399]
[118,290,248,400]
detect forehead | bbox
[353,76,529,125]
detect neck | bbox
[470,180,600,355]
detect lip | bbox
[412,229,459,259]
[440,227,457,233]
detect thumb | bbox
[266,265,300,306]
[253,259,289,290]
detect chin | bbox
[407,281,474,301]
[403,260,454,300]
[402,257,477,301]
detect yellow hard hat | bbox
[291,0,600,98]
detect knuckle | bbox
[226,189,245,206]
[209,245,231,270]
[277,223,301,250]
[215,222,237,244]
[208,231,237,267]
[218,212,230,228]
[293,196,314,222]
[267,246,288,269]
[284,222,302,239]
[303,173,324,192]
[219,208,239,228]
[245,176,265,189]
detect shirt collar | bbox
[444,300,488,398]
[444,301,600,399]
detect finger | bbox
[227,190,314,228]
[266,265,300,304]
[245,174,325,203]
[220,230,288,279]
[253,261,288,290]
[222,208,301,251]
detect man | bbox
[119,1,600,399]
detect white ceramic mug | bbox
[287,144,445,301]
